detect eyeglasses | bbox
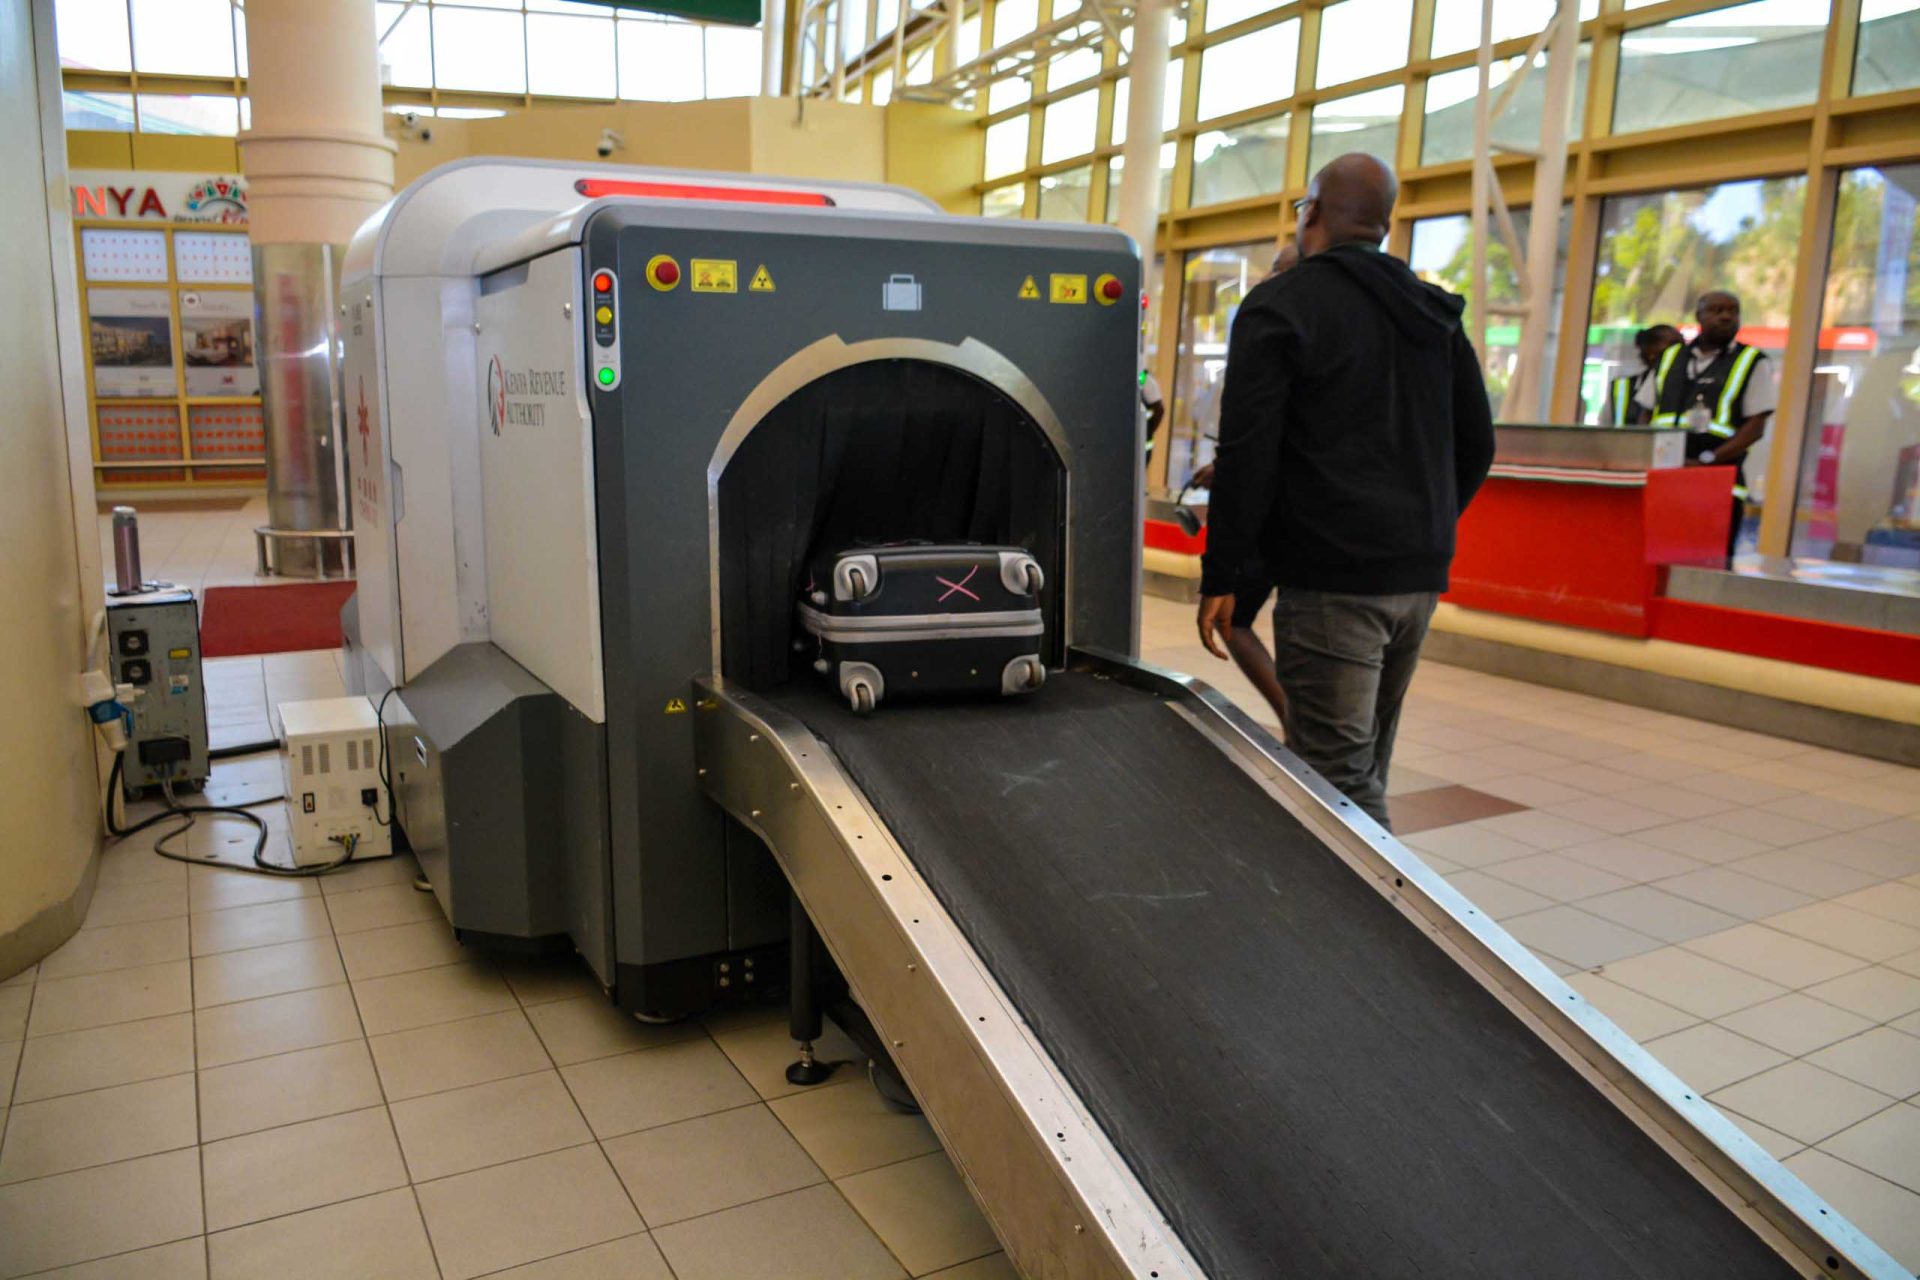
[1292,196,1315,215]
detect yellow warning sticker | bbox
[1049,273,1088,304]
[690,259,737,293]
[1017,275,1041,300]
[749,264,775,292]
[664,697,689,714]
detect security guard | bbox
[1604,324,1682,426]
[1636,291,1775,560]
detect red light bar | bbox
[574,178,835,207]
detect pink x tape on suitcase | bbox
[798,543,1047,712]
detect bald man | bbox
[1196,154,1495,829]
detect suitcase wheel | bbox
[839,662,884,713]
[1002,656,1046,695]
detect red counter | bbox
[1445,464,1733,636]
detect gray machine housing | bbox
[341,161,1138,1017]
[107,588,210,793]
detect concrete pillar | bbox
[1115,0,1171,279]
[239,0,396,576]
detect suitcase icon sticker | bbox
[882,273,922,311]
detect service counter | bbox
[1447,424,1734,637]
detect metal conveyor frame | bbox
[694,651,1906,1280]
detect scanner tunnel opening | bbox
[716,358,1067,693]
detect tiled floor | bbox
[1144,593,1920,1273]
[0,643,1011,1280]
[13,508,1917,1275]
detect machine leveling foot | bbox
[785,1040,837,1086]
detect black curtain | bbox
[718,360,1064,690]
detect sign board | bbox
[71,171,249,225]
[564,0,760,27]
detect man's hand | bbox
[1190,463,1216,488]
[1198,594,1236,660]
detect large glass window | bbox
[1205,0,1274,29]
[1112,60,1184,142]
[1103,143,1178,222]
[1307,85,1403,178]
[985,115,1032,180]
[56,0,132,71]
[1790,165,1920,570]
[433,6,527,93]
[130,0,235,76]
[1168,243,1273,488]
[1854,0,1920,96]
[1039,165,1095,221]
[1429,0,1597,57]
[1421,45,1590,167]
[1041,89,1100,163]
[1612,0,1826,136]
[705,26,762,97]
[1196,20,1299,121]
[983,183,1026,218]
[1050,40,1104,90]
[136,95,241,136]
[1316,0,1413,89]
[1583,179,1807,440]
[528,13,618,98]
[377,2,436,88]
[988,75,1033,112]
[619,18,705,100]
[64,90,136,132]
[994,0,1039,41]
[1191,114,1291,208]
[1411,209,1569,418]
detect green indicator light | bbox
[597,367,616,386]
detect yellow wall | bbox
[2,0,103,978]
[884,100,986,216]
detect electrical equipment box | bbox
[107,588,209,794]
[280,697,394,866]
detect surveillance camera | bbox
[596,140,614,158]
[597,127,624,159]
[419,126,433,143]
[401,111,419,127]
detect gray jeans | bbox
[1270,589,1438,831]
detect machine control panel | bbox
[591,267,621,390]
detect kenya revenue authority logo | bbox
[486,354,506,435]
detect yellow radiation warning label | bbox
[1017,275,1041,300]
[664,697,689,714]
[690,259,737,293]
[1049,273,1089,304]
[749,264,775,292]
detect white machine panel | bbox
[474,249,605,723]
[280,697,394,865]
[343,290,402,686]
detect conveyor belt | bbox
[768,670,1802,1280]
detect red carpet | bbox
[200,583,356,658]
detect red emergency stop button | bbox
[1095,273,1124,305]
[592,270,613,294]
[646,255,681,291]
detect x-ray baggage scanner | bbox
[340,158,1902,1279]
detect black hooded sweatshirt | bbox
[1199,242,1496,598]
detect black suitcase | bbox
[798,543,1047,712]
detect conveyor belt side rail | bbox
[1070,646,1906,1280]
[692,673,1201,1280]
